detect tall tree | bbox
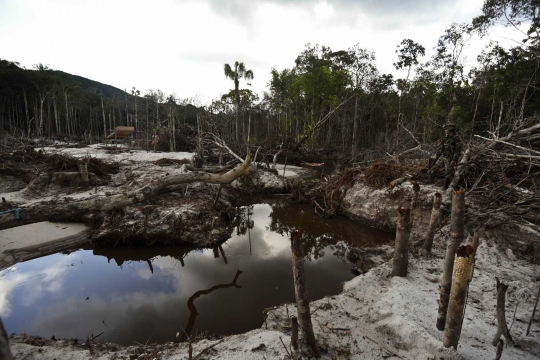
[223,61,254,142]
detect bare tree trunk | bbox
[443,244,475,349]
[495,339,504,360]
[247,109,251,144]
[410,182,420,227]
[527,285,540,336]
[392,207,411,277]
[423,193,442,255]
[291,316,299,360]
[352,93,358,159]
[437,189,465,331]
[0,316,13,360]
[290,229,320,357]
[101,97,107,143]
[492,277,514,346]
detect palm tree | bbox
[224,61,254,141]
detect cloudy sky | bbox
[0,0,522,102]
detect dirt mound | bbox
[155,158,191,166]
[45,153,120,177]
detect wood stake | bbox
[423,193,442,255]
[392,207,411,277]
[291,229,320,357]
[443,245,475,348]
[437,189,465,331]
[492,277,514,346]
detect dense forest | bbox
[1,0,540,160]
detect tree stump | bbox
[392,207,411,277]
[443,245,475,348]
[423,193,442,255]
[437,189,465,331]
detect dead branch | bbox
[475,134,540,156]
[192,339,224,360]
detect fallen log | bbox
[389,174,413,188]
[0,153,254,230]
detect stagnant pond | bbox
[0,200,392,345]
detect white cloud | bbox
[0,0,519,104]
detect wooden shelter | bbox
[107,126,134,140]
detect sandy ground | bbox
[0,222,91,270]
[8,227,540,359]
[4,148,539,359]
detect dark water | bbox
[0,201,392,345]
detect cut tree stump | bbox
[437,189,465,331]
[392,207,411,277]
[443,245,475,349]
[423,193,442,255]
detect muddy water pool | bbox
[0,200,392,345]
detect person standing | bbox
[427,121,462,190]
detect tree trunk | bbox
[101,97,107,142]
[291,316,299,360]
[351,93,358,159]
[526,285,539,336]
[290,229,320,357]
[492,277,514,346]
[423,193,442,255]
[0,317,13,360]
[443,245,475,349]
[437,189,465,331]
[392,207,411,277]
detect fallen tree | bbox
[0,152,255,230]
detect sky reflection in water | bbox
[0,201,392,345]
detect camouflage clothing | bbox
[430,134,462,177]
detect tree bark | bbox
[291,316,299,360]
[492,277,514,346]
[392,207,411,277]
[445,149,471,198]
[526,285,540,336]
[290,229,320,357]
[437,189,465,331]
[443,244,475,349]
[423,193,442,255]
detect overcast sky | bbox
[0,0,523,103]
